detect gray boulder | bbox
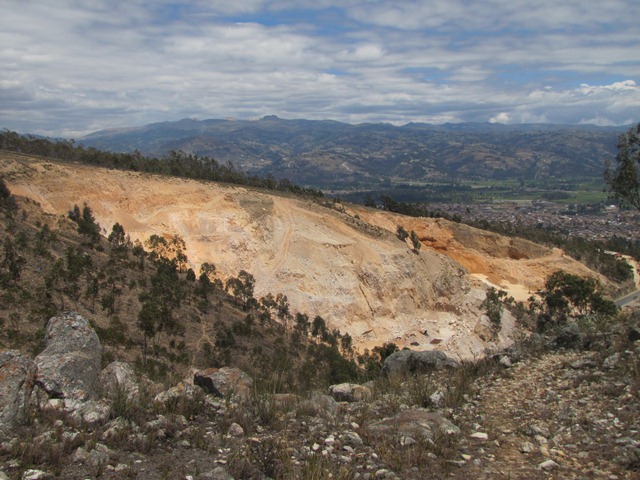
[329,383,372,402]
[194,367,253,401]
[366,408,460,443]
[99,361,140,400]
[297,391,338,418]
[382,349,459,377]
[0,350,36,433]
[34,312,102,408]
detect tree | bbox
[312,315,327,339]
[145,234,188,271]
[481,287,506,333]
[0,178,17,214]
[396,225,409,242]
[226,270,256,311]
[533,270,618,331]
[0,238,25,285]
[605,123,640,211]
[295,312,310,336]
[410,230,421,252]
[69,203,101,242]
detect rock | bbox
[341,431,363,447]
[329,383,372,402]
[99,361,139,400]
[429,390,445,407]
[297,392,338,418]
[194,367,253,401]
[520,441,536,453]
[34,312,102,407]
[228,422,244,437]
[499,355,512,368]
[72,399,112,425]
[21,470,53,480]
[382,350,459,377]
[603,353,621,369]
[0,350,36,433]
[366,408,460,443]
[526,423,550,438]
[470,432,489,441]
[72,443,112,468]
[200,466,234,480]
[474,316,495,342]
[272,393,300,410]
[102,417,132,440]
[538,459,558,470]
[154,382,201,407]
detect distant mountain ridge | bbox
[80,117,628,189]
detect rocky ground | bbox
[1,312,639,480]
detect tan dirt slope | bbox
[0,153,605,358]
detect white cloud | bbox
[0,0,638,136]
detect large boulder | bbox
[0,350,36,433]
[329,383,372,403]
[365,408,460,443]
[381,349,459,377]
[296,391,338,418]
[99,361,140,401]
[193,367,253,401]
[34,312,102,408]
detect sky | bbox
[1,0,639,138]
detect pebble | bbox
[538,459,559,470]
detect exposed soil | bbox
[0,152,612,358]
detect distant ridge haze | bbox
[79,117,629,189]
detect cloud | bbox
[0,0,638,136]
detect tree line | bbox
[0,130,324,197]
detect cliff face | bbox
[1,153,603,358]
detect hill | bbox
[1,152,638,480]
[0,152,611,358]
[79,117,626,189]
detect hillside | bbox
[0,152,609,358]
[79,117,625,189]
[1,153,638,480]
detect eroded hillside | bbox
[0,153,607,357]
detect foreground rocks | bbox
[382,349,459,377]
[34,312,102,407]
[193,367,253,401]
[1,311,639,480]
[366,409,460,443]
[0,351,36,435]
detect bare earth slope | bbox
[0,153,606,358]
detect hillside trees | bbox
[0,178,17,215]
[0,130,324,198]
[226,270,257,311]
[605,123,640,211]
[531,270,618,332]
[68,203,101,243]
[0,191,362,390]
[481,287,506,333]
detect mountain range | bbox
[80,117,628,190]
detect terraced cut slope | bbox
[0,152,607,358]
